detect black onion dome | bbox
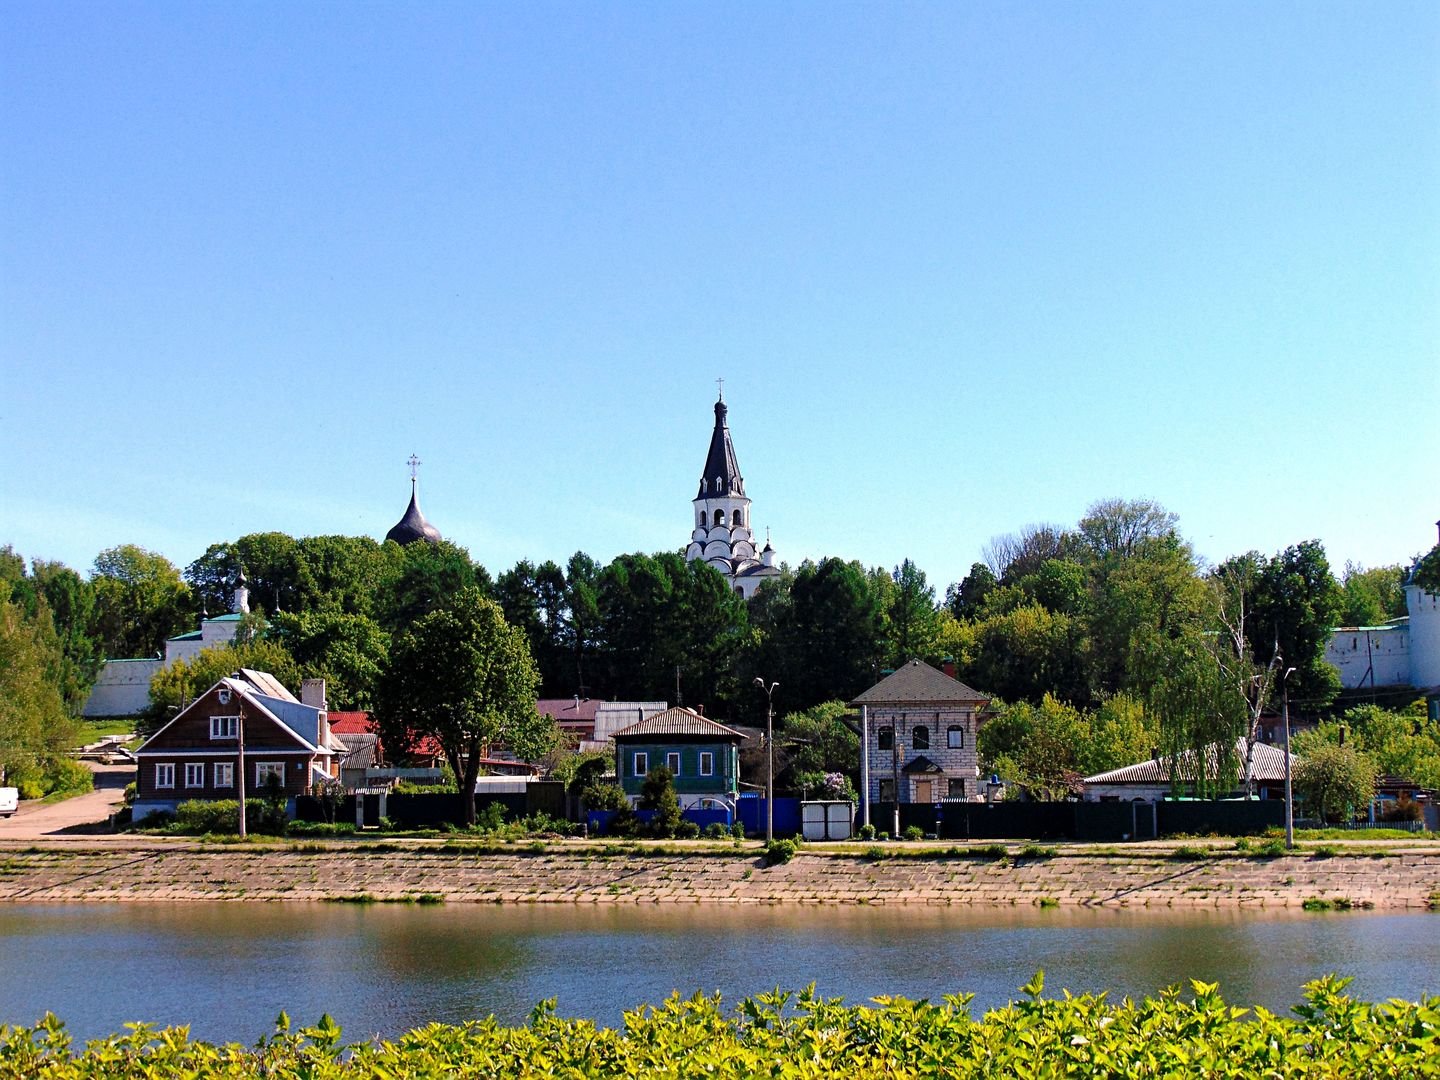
[386,483,442,545]
[696,397,745,499]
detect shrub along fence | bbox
[862,800,1285,841]
[295,782,567,829]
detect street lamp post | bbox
[1281,665,1297,849]
[236,703,248,841]
[753,677,778,843]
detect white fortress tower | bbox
[1407,520,1440,691]
[684,390,780,599]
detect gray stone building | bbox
[851,660,991,807]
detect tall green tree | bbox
[1337,562,1407,626]
[5,556,101,715]
[0,594,79,780]
[1250,541,1344,709]
[596,553,748,708]
[90,545,191,659]
[564,552,602,698]
[377,539,489,632]
[375,589,551,825]
[783,558,883,708]
[270,610,389,711]
[884,559,941,668]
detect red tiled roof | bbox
[328,712,374,735]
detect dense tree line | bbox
[2,499,1433,788]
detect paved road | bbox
[0,763,134,841]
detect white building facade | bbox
[1325,521,1440,697]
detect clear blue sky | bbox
[4,2,1437,592]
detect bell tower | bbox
[684,386,778,598]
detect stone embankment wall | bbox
[2,843,1438,908]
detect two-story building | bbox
[852,659,991,809]
[132,669,346,821]
[613,707,743,810]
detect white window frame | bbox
[666,752,681,776]
[699,751,714,777]
[255,761,286,789]
[184,763,205,788]
[633,752,648,777]
[155,763,175,789]
[214,762,234,789]
[210,715,238,740]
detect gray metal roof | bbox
[386,481,442,545]
[849,659,989,706]
[1083,739,1297,785]
[696,397,745,500]
[613,707,745,741]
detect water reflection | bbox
[2,903,1435,1043]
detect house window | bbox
[948,777,965,798]
[666,752,681,776]
[155,763,175,789]
[699,751,714,776]
[714,509,724,526]
[214,762,234,788]
[912,725,930,750]
[255,762,285,790]
[210,715,238,739]
[877,726,894,751]
[633,752,648,777]
[947,725,964,749]
[732,509,742,527]
[878,779,896,802]
[184,763,205,788]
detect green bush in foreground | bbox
[3,975,1438,1078]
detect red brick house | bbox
[132,669,345,821]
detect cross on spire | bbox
[716,376,724,401]
[407,453,422,483]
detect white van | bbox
[0,788,19,818]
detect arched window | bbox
[912,725,930,750]
[947,725,964,749]
[877,726,894,752]
[732,509,742,527]
[713,509,724,526]
[698,511,706,528]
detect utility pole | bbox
[1282,665,1296,849]
[753,678,778,843]
[236,702,247,840]
[892,736,903,839]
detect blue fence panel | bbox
[737,797,802,838]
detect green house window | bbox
[633,752,648,777]
[699,752,714,776]
[666,752,680,776]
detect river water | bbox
[1,903,1436,1043]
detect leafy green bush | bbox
[857,823,876,841]
[4,977,1438,1077]
[763,838,797,865]
[902,825,924,841]
[163,799,286,836]
[704,822,729,840]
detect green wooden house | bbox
[613,707,744,808]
